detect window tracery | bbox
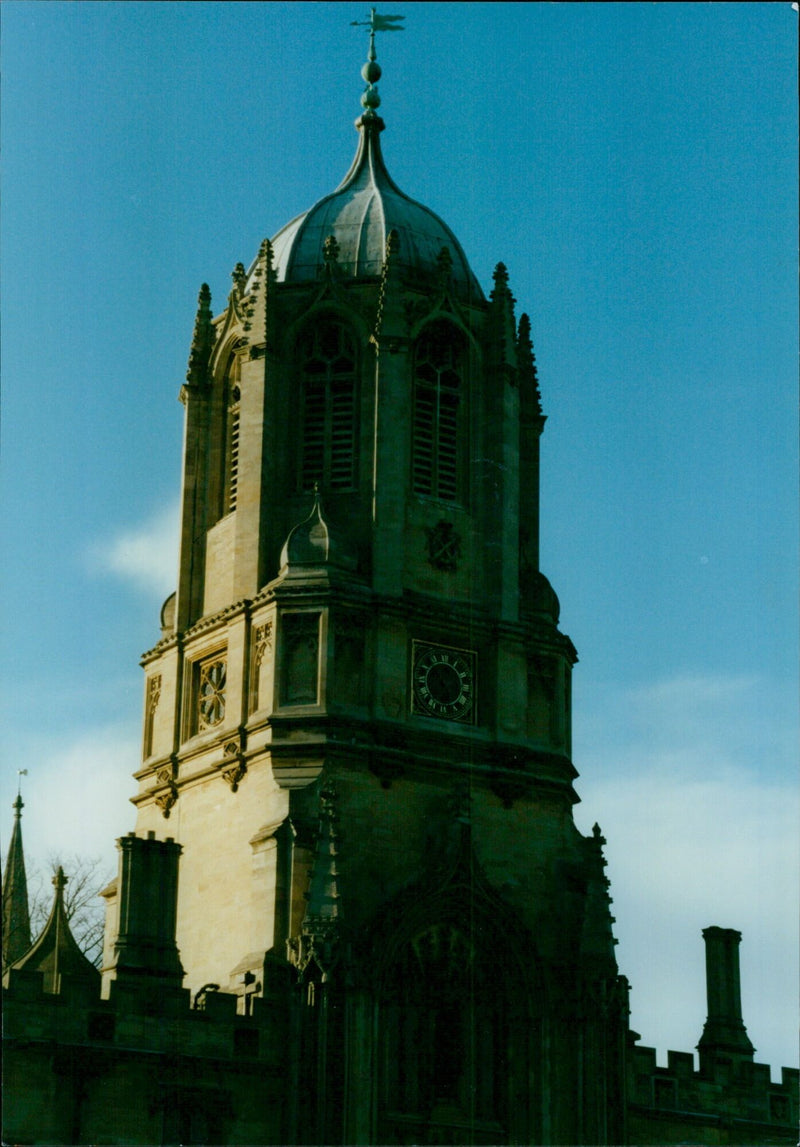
[143,674,161,758]
[379,921,505,1141]
[196,655,227,731]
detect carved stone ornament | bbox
[155,789,177,817]
[323,234,340,264]
[231,261,246,298]
[154,764,178,818]
[424,520,462,572]
[146,674,162,715]
[489,775,533,810]
[436,245,454,283]
[253,622,272,667]
[222,761,247,793]
[369,753,405,790]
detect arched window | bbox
[378,922,506,1144]
[216,348,242,518]
[412,322,466,503]
[298,319,357,492]
[224,381,241,514]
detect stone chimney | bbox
[110,831,184,986]
[697,926,754,1073]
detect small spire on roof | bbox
[8,863,100,993]
[351,7,405,115]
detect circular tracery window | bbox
[198,659,226,729]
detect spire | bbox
[351,7,405,118]
[9,866,100,993]
[517,312,543,417]
[242,237,275,349]
[2,791,32,967]
[185,282,213,386]
[579,823,619,977]
[486,262,518,382]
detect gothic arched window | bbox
[412,322,466,503]
[224,380,241,514]
[215,348,242,519]
[378,922,506,1143]
[298,319,357,492]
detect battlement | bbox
[2,962,290,1145]
[628,1040,798,1145]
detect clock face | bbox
[412,643,476,723]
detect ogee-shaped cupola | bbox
[263,30,483,300]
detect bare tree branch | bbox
[27,854,113,969]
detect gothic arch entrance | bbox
[370,866,542,1147]
[377,919,507,1145]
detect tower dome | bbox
[267,111,483,301]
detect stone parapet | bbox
[628,1041,798,1145]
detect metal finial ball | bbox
[361,60,381,84]
[361,87,381,110]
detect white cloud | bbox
[577,672,795,777]
[89,498,180,596]
[573,673,799,1075]
[1,723,139,880]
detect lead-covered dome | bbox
[268,111,484,302]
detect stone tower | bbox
[103,28,629,1146]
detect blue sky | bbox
[1,2,797,1073]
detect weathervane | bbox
[13,768,28,814]
[350,8,405,114]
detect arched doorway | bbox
[377,918,508,1145]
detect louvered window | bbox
[217,347,243,519]
[412,323,464,503]
[226,386,241,512]
[299,321,357,491]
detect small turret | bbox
[279,489,358,579]
[7,866,99,994]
